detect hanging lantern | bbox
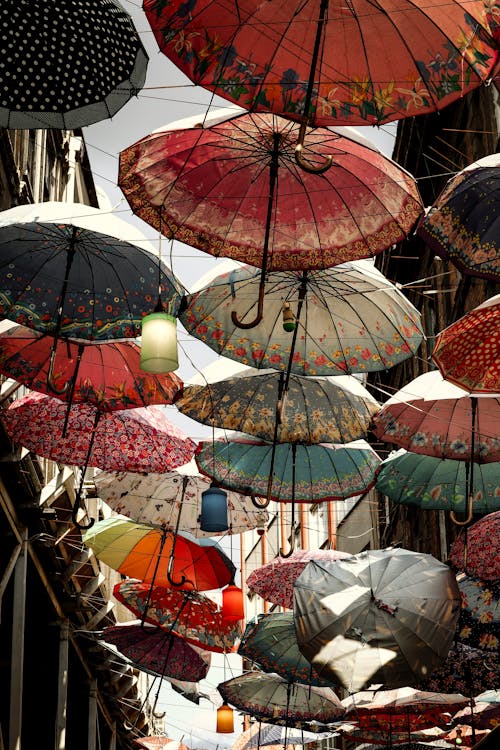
[282,302,296,332]
[216,703,234,733]
[200,484,229,532]
[222,583,245,622]
[140,311,179,373]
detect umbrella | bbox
[417,154,500,283]
[293,548,461,691]
[450,512,500,580]
[119,110,423,281]
[0,0,148,129]
[179,260,423,376]
[94,470,269,537]
[196,435,381,504]
[143,0,497,128]
[238,613,334,687]
[135,739,190,750]
[217,672,345,728]
[454,699,500,730]
[0,323,183,409]
[417,642,499,696]
[174,369,379,444]
[83,516,236,591]
[455,574,500,653]
[232,722,336,750]
[113,579,243,653]
[375,449,500,515]
[432,295,500,394]
[443,724,491,746]
[246,549,351,609]
[0,202,184,342]
[101,621,211,682]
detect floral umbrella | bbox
[218,672,345,728]
[196,435,381,504]
[375,449,500,515]
[450,512,500,580]
[238,612,334,687]
[175,369,379,444]
[143,0,497,127]
[113,579,243,653]
[101,621,211,682]
[443,723,491,746]
[293,548,461,691]
[432,295,500,394]
[454,697,500,730]
[417,642,500,696]
[246,549,351,609]
[94,469,268,537]
[83,516,235,591]
[232,721,336,750]
[135,738,191,750]
[0,0,148,129]
[0,323,183,408]
[454,574,500,653]
[180,260,423,376]
[418,154,500,283]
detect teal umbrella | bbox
[375,449,500,514]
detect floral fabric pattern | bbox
[450,512,500,580]
[455,574,500,653]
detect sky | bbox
[79,1,398,741]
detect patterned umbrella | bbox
[432,295,500,393]
[175,369,379,444]
[83,516,235,591]
[454,698,500,730]
[238,613,333,687]
[135,738,191,750]
[196,435,381,503]
[94,470,268,537]
[218,672,344,728]
[246,549,351,609]
[0,0,148,129]
[418,154,500,283]
[113,579,243,653]
[450,512,500,580]
[180,261,423,376]
[455,574,500,653]
[372,371,500,463]
[293,548,461,691]
[101,621,211,682]
[375,449,500,515]
[443,723,491,746]
[417,642,499,696]
[143,0,497,127]
[232,722,337,750]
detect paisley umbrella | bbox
[293,548,461,691]
[432,295,500,394]
[246,549,351,609]
[0,0,148,129]
[218,672,344,728]
[101,621,211,682]
[83,516,235,591]
[175,369,379,444]
[418,154,500,283]
[113,579,243,653]
[180,260,423,375]
[238,612,333,687]
[450,512,500,580]
[375,449,500,515]
[94,469,268,537]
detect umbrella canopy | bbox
[218,672,345,727]
[232,722,336,750]
[143,0,497,126]
[175,369,379,444]
[101,621,211,682]
[418,154,500,283]
[135,739,190,750]
[450,512,500,580]
[0,323,183,409]
[180,261,423,376]
[375,449,500,514]
[432,295,500,394]
[119,110,423,271]
[246,549,351,609]
[94,470,268,537]
[113,579,243,653]
[417,642,500,696]
[443,723,491,747]
[0,0,148,129]
[2,391,196,474]
[293,548,461,691]
[0,202,184,340]
[83,516,235,591]
[196,436,381,503]
[455,574,500,653]
[371,371,500,463]
[454,699,500,730]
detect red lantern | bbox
[222,583,244,622]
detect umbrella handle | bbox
[250,492,271,509]
[450,493,474,526]
[47,347,71,395]
[294,124,333,174]
[279,534,295,558]
[231,276,265,329]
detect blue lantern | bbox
[200,484,228,532]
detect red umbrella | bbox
[450,512,500,580]
[113,579,243,653]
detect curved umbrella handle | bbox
[450,493,474,526]
[47,347,71,395]
[72,489,95,530]
[166,566,188,588]
[250,492,271,509]
[231,277,265,329]
[279,530,295,558]
[294,124,333,174]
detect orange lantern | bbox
[222,583,244,622]
[216,703,234,733]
